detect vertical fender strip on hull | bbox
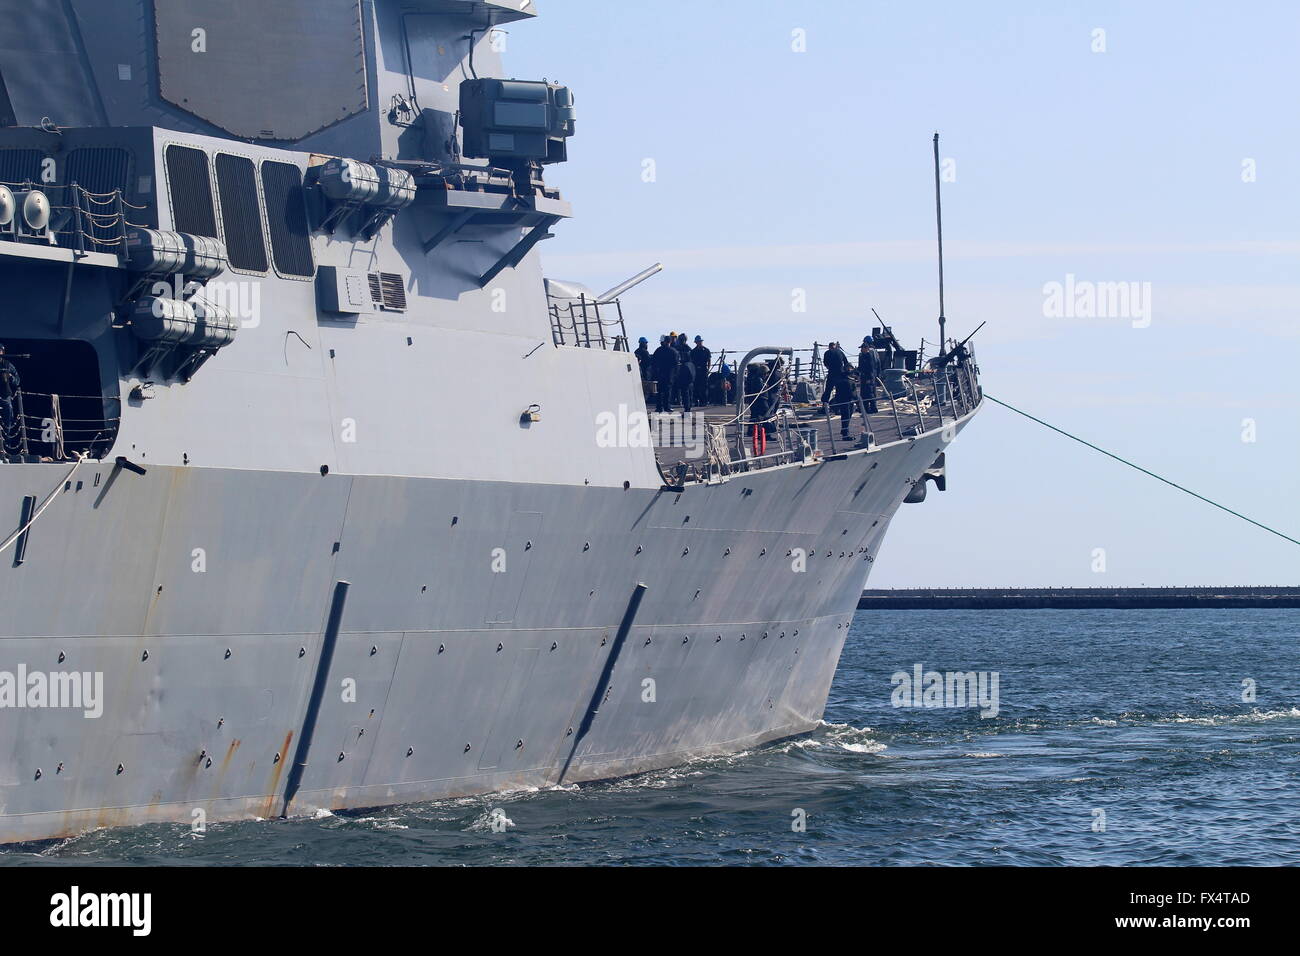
[281,579,350,817]
[556,582,648,785]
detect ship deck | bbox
[651,363,981,480]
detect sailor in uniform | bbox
[858,336,879,414]
[674,353,696,414]
[651,335,679,413]
[823,343,856,440]
[634,336,652,381]
[690,336,711,406]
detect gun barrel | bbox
[596,263,664,303]
[958,321,986,347]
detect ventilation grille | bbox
[165,145,219,238]
[0,148,43,185]
[66,148,135,244]
[367,272,407,311]
[65,147,132,196]
[261,160,314,278]
[215,154,267,273]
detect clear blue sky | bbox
[510,0,1300,586]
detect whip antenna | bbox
[933,132,946,350]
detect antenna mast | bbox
[932,132,946,350]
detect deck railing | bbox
[0,180,146,257]
[0,389,119,463]
[549,293,630,351]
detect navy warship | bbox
[0,0,980,843]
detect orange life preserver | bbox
[751,424,766,456]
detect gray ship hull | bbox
[0,0,987,846]
[0,412,973,843]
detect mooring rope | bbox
[985,394,1300,548]
[0,459,83,557]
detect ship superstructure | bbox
[0,0,980,843]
